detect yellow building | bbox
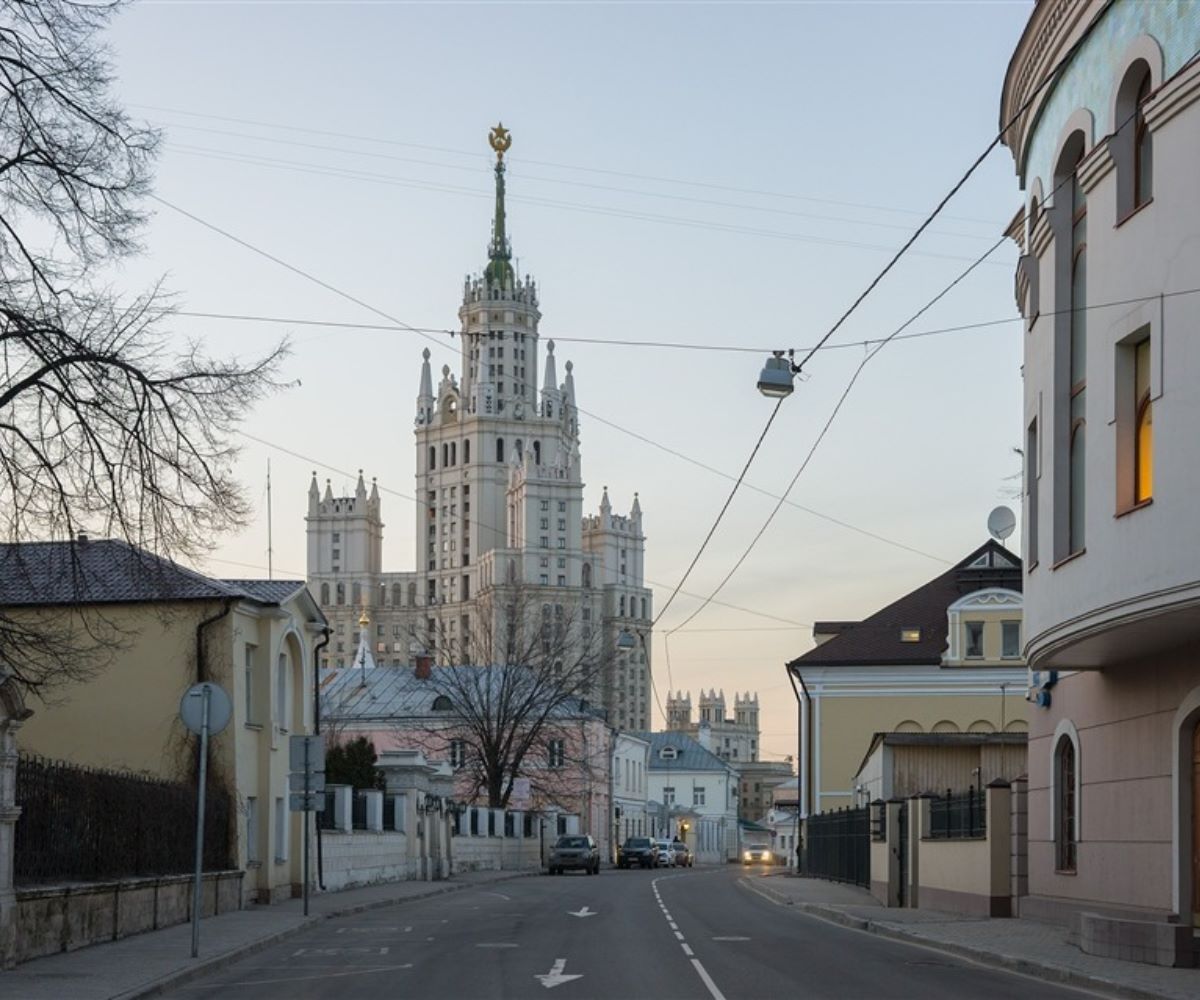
[3,539,327,905]
[787,540,1028,815]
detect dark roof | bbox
[0,540,307,610]
[630,730,734,773]
[788,539,1021,669]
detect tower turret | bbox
[416,348,434,426]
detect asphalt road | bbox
[162,867,1101,1000]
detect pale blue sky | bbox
[106,0,1034,757]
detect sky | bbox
[103,0,1035,763]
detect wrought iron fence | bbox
[870,800,887,842]
[13,752,232,884]
[382,795,396,831]
[351,792,368,830]
[803,805,870,888]
[928,786,986,839]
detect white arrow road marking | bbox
[568,906,596,918]
[535,958,583,988]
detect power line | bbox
[133,102,1005,226]
[155,121,1001,243]
[166,142,1013,268]
[665,235,1008,635]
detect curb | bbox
[116,870,538,1000]
[756,883,1170,1000]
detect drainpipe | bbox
[787,666,812,873]
[312,626,331,890]
[195,600,235,684]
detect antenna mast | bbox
[266,458,273,580]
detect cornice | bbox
[1077,139,1114,195]
[1031,211,1054,259]
[1144,54,1200,133]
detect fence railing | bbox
[804,805,870,888]
[351,792,368,830]
[13,752,231,884]
[928,786,986,840]
[382,795,396,831]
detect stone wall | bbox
[12,870,242,966]
[451,833,542,873]
[320,831,417,891]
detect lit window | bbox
[900,628,921,643]
[1134,338,1153,502]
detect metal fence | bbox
[803,806,870,888]
[351,792,368,830]
[13,752,232,884]
[382,795,396,831]
[928,787,986,840]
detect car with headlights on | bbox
[742,845,773,866]
[671,841,694,867]
[548,834,600,875]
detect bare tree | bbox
[411,584,612,810]
[0,1,287,698]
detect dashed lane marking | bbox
[652,872,728,1000]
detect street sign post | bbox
[289,734,325,916]
[179,682,232,960]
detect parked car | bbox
[742,845,773,866]
[548,835,600,875]
[671,840,694,867]
[653,838,676,867]
[617,837,657,869]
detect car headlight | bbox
[743,851,752,859]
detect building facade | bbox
[1001,0,1200,950]
[665,689,760,763]
[612,732,650,851]
[307,126,652,731]
[787,540,1029,815]
[1,540,327,906]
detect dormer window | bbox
[660,746,678,761]
[965,621,985,658]
[900,628,921,643]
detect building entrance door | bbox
[1192,721,1200,925]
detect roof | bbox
[322,662,608,724]
[631,730,734,774]
[855,730,1029,782]
[788,539,1022,669]
[0,539,310,611]
[738,818,770,832]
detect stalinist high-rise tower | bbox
[306,125,653,731]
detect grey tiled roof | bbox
[631,730,733,773]
[0,540,303,609]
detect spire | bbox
[484,123,515,289]
[631,491,642,522]
[323,478,334,503]
[542,339,558,395]
[416,347,434,425]
[563,359,576,405]
[308,471,320,515]
[355,469,367,500]
[600,485,611,516]
[370,477,380,503]
[353,604,376,679]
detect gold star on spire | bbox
[488,122,512,161]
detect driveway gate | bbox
[803,805,870,888]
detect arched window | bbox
[450,442,457,466]
[515,439,523,459]
[442,443,449,467]
[1115,60,1153,218]
[464,438,471,464]
[379,584,387,607]
[407,582,417,607]
[431,695,453,712]
[1134,71,1152,207]
[276,651,290,731]
[619,596,626,617]
[392,582,402,607]
[1054,735,1077,871]
[1135,337,1153,502]
[336,582,345,605]
[496,438,505,463]
[582,563,592,589]
[352,582,362,607]
[320,582,330,605]
[640,597,647,619]
[428,446,436,471]
[533,440,541,464]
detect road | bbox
[162,868,1100,1000]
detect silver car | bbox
[653,838,676,867]
[548,834,600,875]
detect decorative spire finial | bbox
[485,123,515,289]
[488,122,512,162]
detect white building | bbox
[636,730,739,864]
[1001,0,1200,961]
[305,125,653,731]
[611,732,650,851]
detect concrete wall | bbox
[451,835,542,873]
[12,871,242,966]
[916,788,1011,917]
[321,831,417,891]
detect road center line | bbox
[690,958,729,1000]
[681,943,694,957]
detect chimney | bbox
[414,655,433,680]
[76,531,88,543]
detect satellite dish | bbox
[988,505,1017,543]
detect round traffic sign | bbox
[179,682,233,736]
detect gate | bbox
[803,806,870,888]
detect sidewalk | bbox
[751,872,1198,1000]
[2,868,538,1000]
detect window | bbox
[558,501,566,512]
[663,786,676,806]
[1134,337,1153,503]
[556,538,565,549]
[432,695,453,712]
[1134,71,1152,207]
[1055,735,1077,871]
[336,582,345,605]
[274,796,287,863]
[332,532,340,543]
[1026,419,1039,566]
[464,438,471,464]
[548,740,565,769]
[965,622,984,658]
[1068,164,1087,556]
[540,500,549,511]
[1116,61,1153,218]
[693,786,706,807]
[660,746,678,761]
[496,438,504,463]
[557,518,566,531]
[275,653,289,731]
[428,446,436,471]
[1001,621,1021,659]
[450,739,466,769]
[540,573,549,585]
[900,628,921,643]
[246,797,259,864]
[540,536,549,548]
[244,645,257,723]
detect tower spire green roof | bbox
[485,122,515,289]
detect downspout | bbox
[194,599,234,871]
[312,625,331,890]
[787,665,812,873]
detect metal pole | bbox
[191,685,211,959]
[303,738,310,917]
